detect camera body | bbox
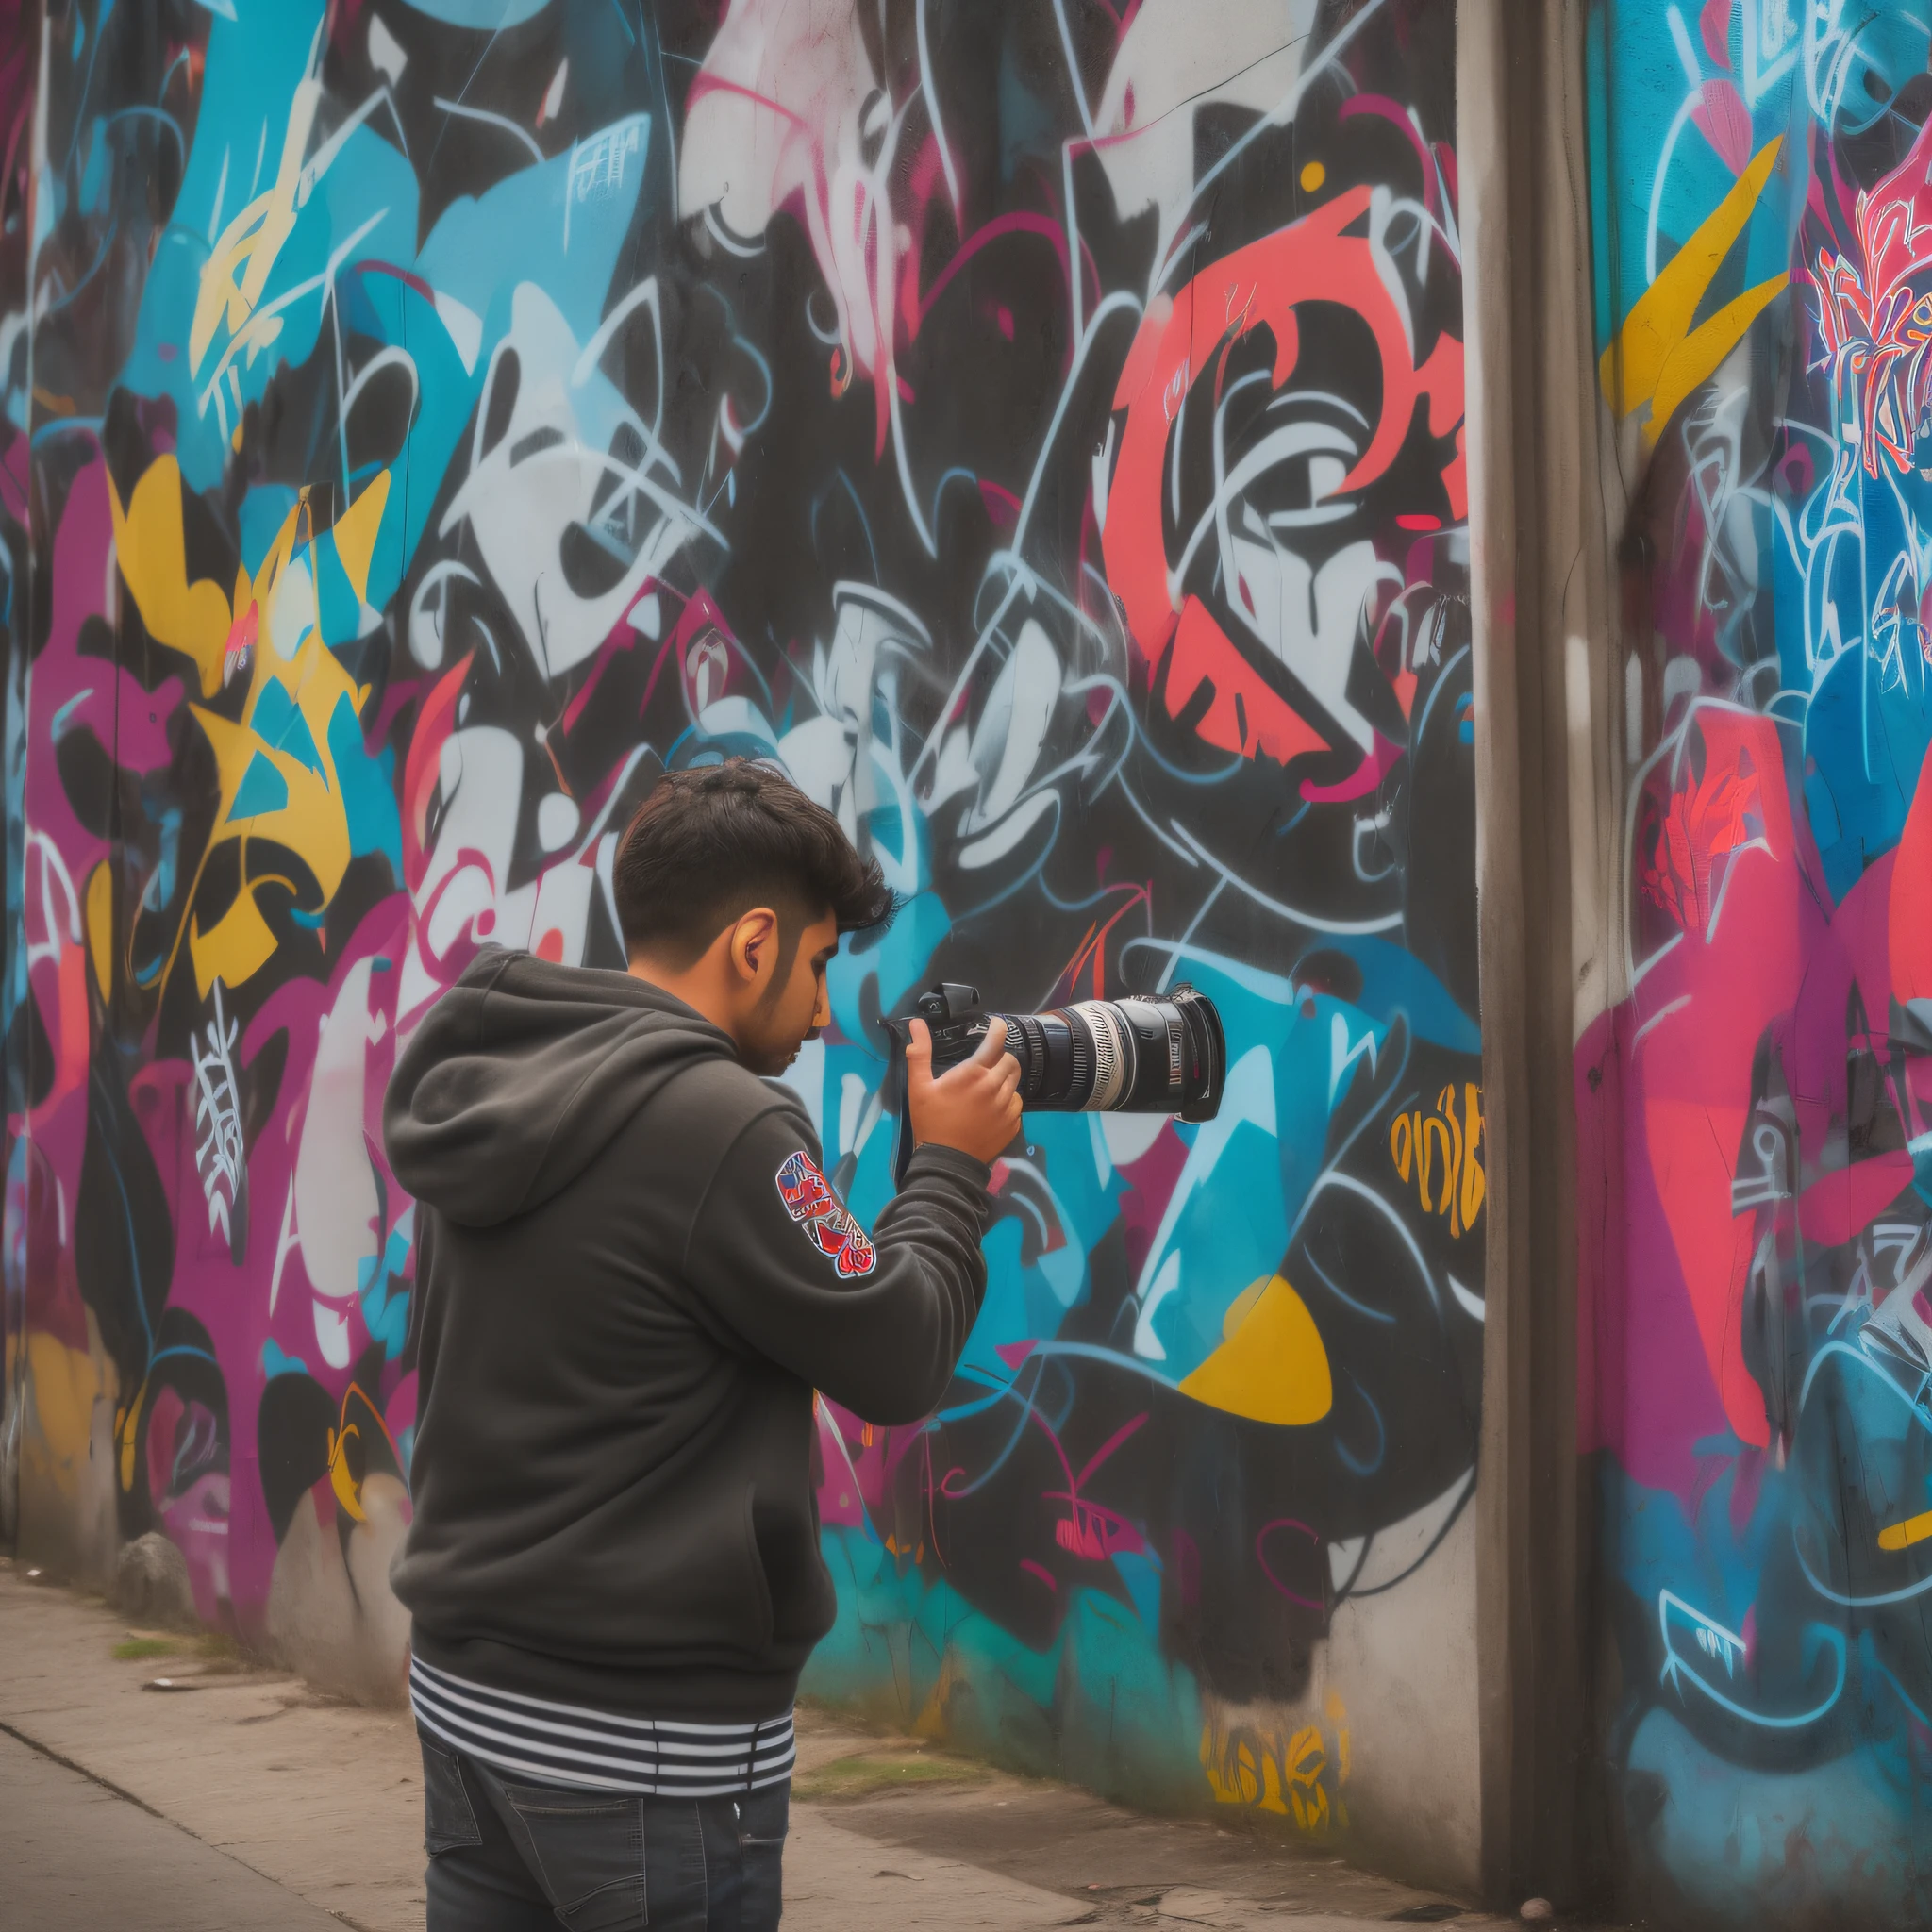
[913,982,1002,1073]
[911,981,1225,1122]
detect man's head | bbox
[614,761,893,1074]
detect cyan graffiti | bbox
[1587,2,1932,1922]
[2,0,1477,1832]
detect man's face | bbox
[738,909,840,1076]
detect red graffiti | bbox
[1102,186,1464,766]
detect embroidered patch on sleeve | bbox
[774,1150,877,1277]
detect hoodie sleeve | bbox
[681,1101,994,1425]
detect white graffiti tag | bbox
[192,980,249,1262]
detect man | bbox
[384,759,1020,1930]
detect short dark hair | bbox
[613,760,894,964]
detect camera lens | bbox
[988,986,1224,1120]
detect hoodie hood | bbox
[385,949,736,1227]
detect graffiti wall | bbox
[4,0,1480,1874]
[0,0,26,1555]
[1585,2,1932,1924]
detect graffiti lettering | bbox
[2,0,1477,1833]
[1200,1692,1352,1837]
[1587,4,1932,1919]
[1388,1084,1485,1239]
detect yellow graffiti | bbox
[115,1377,144,1492]
[1283,1725,1330,1832]
[84,860,113,1002]
[331,469,389,605]
[1390,1082,1486,1237]
[29,1329,109,1503]
[1601,138,1788,444]
[109,454,350,700]
[326,1423,367,1524]
[106,455,243,699]
[1878,1508,1932,1553]
[1201,1696,1351,1836]
[325,1378,404,1527]
[911,1654,961,1740]
[190,75,326,406]
[1327,1689,1351,1786]
[108,466,391,997]
[188,45,411,441]
[1179,1274,1332,1425]
[189,627,365,995]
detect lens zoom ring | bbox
[1067,1014,1095,1108]
[1012,1013,1048,1101]
[1069,1001,1130,1110]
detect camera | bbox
[909,982,1225,1121]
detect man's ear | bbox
[727,907,782,987]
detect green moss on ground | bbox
[112,1637,177,1660]
[792,1751,995,1802]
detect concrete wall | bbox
[0,0,1482,1882]
[1582,3,1932,1924]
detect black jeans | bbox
[421,1736,788,1930]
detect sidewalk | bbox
[0,1557,1537,1931]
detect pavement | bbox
[0,1555,1553,1931]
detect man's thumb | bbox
[905,1016,934,1082]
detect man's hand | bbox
[907,1016,1023,1165]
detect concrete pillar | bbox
[1459,0,1618,1909]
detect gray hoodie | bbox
[384,947,993,1720]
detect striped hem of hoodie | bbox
[409,1656,796,1797]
